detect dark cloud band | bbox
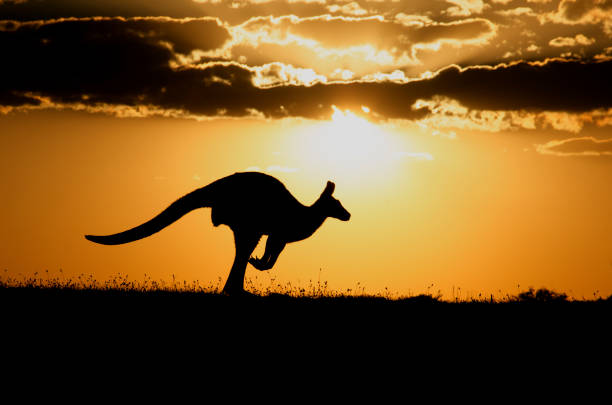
[1,16,611,120]
[0,17,230,105]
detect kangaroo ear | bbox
[323,181,335,196]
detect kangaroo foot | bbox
[248,256,272,271]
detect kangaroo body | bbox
[85,172,350,295]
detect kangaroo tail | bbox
[85,186,211,245]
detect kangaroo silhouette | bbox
[85,172,351,295]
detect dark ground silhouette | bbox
[3,284,610,347]
[85,172,350,295]
[3,283,610,372]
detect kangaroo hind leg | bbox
[249,236,286,271]
[222,230,261,295]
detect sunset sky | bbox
[1,0,611,298]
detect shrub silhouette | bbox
[517,288,568,303]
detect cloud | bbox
[549,33,596,46]
[0,0,450,26]
[7,0,610,76]
[326,2,369,16]
[193,0,325,3]
[496,7,538,17]
[0,11,499,90]
[0,17,230,106]
[250,62,328,87]
[394,13,436,27]
[0,89,41,107]
[412,96,538,132]
[228,14,497,77]
[0,0,219,21]
[412,96,612,133]
[240,14,496,49]
[527,44,541,52]
[1,15,611,123]
[536,136,612,156]
[402,59,612,113]
[541,0,612,36]
[444,0,487,17]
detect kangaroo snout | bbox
[340,210,351,221]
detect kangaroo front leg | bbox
[249,237,286,271]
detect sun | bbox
[289,105,408,185]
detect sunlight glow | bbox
[290,106,415,185]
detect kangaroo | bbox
[85,172,351,295]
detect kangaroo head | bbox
[318,181,351,221]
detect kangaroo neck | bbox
[287,201,327,242]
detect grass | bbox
[2,269,610,304]
[4,270,611,357]
[4,271,610,384]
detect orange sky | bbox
[1,0,611,298]
[2,109,611,298]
